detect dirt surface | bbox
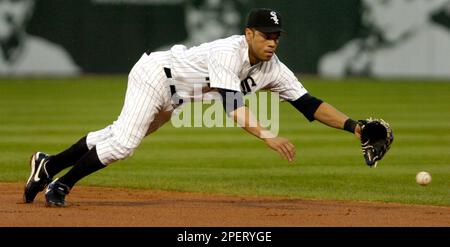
[1,182,449,227]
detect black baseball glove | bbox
[358,118,394,167]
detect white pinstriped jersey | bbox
[150,35,308,103]
[88,35,309,165]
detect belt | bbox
[163,67,184,105]
[163,67,176,96]
[163,67,214,106]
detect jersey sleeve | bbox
[208,51,242,92]
[268,61,308,101]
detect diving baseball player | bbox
[24,8,363,207]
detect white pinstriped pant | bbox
[86,53,173,165]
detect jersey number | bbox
[240,76,256,95]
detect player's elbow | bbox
[227,105,245,120]
[216,88,245,116]
[289,93,323,122]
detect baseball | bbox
[416,171,432,186]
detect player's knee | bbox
[111,145,135,161]
[97,141,136,165]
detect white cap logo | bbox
[270,11,279,24]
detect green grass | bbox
[0,76,449,206]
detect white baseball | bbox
[416,171,432,186]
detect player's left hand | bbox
[358,118,394,167]
[264,137,296,162]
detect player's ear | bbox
[245,28,253,41]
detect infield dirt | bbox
[1,182,449,226]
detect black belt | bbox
[163,67,176,97]
[164,67,184,105]
[164,67,213,106]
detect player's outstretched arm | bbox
[229,106,296,162]
[313,102,361,139]
[217,88,295,162]
[289,94,361,138]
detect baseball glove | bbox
[358,118,394,167]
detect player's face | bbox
[246,28,280,65]
[0,0,34,40]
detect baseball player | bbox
[23,8,362,207]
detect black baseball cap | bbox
[246,8,284,33]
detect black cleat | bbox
[45,179,70,207]
[23,152,52,203]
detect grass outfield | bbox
[0,76,449,206]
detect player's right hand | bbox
[264,137,296,162]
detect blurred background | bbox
[2,0,450,78]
